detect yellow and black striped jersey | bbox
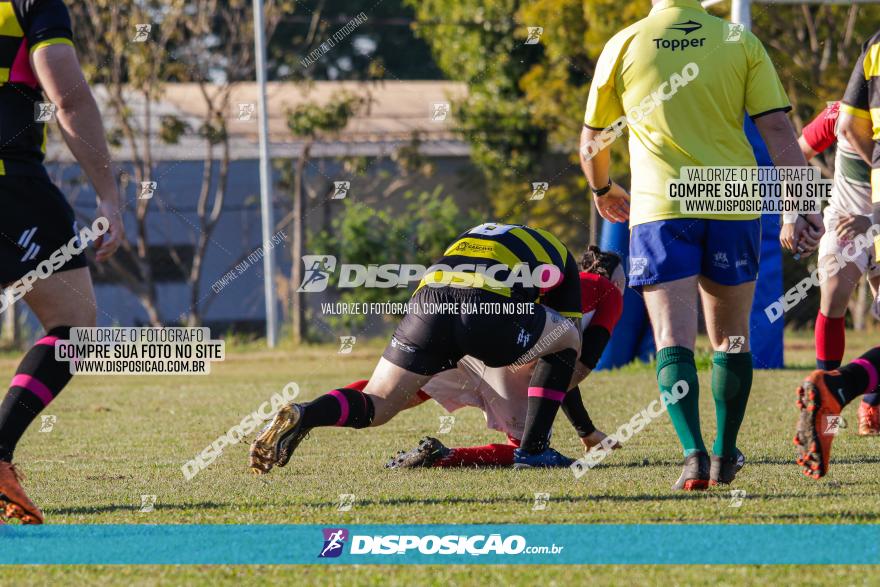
[0,0,74,177]
[841,28,880,200]
[417,223,583,319]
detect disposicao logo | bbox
[319,528,349,558]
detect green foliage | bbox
[313,187,479,331]
[404,0,622,247]
[750,3,880,129]
[405,0,546,183]
[286,92,367,138]
[159,115,191,145]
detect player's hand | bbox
[779,221,798,252]
[593,182,630,223]
[797,213,824,255]
[580,429,620,451]
[835,214,871,242]
[94,201,125,262]
[783,215,822,257]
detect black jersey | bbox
[417,222,583,319]
[0,0,73,177]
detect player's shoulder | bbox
[600,20,643,57]
[861,28,880,49]
[12,0,70,25]
[14,0,67,14]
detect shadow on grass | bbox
[49,502,228,515]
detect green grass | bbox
[3,330,879,584]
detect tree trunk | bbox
[1,303,18,348]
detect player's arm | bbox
[798,104,838,162]
[839,37,875,167]
[581,126,630,223]
[744,31,823,254]
[31,44,124,261]
[562,286,623,448]
[756,111,822,255]
[798,136,819,162]
[838,112,875,166]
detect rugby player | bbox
[580,0,823,490]
[795,29,880,479]
[0,0,123,523]
[798,101,880,435]
[250,223,587,472]
[381,247,625,469]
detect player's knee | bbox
[532,348,578,391]
[42,309,95,332]
[66,304,97,329]
[545,319,579,354]
[826,285,853,314]
[367,397,392,427]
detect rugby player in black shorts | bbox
[250,223,587,472]
[0,0,123,523]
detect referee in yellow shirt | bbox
[580,0,823,490]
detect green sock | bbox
[656,346,705,457]
[711,351,753,458]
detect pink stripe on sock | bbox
[527,387,566,402]
[10,374,53,407]
[328,389,349,426]
[35,336,60,347]
[852,358,878,395]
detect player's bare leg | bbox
[249,359,432,474]
[699,277,755,485]
[0,268,96,523]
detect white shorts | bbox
[420,356,532,440]
[818,208,880,278]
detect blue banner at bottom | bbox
[0,524,877,565]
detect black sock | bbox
[824,347,880,407]
[816,359,841,371]
[520,348,577,453]
[300,387,375,429]
[0,326,74,461]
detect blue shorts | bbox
[628,218,761,288]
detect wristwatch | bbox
[591,179,613,197]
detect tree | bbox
[404,0,637,249]
[268,0,442,81]
[66,0,294,326]
[284,92,368,343]
[175,0,294,326]
[68,0,188,325]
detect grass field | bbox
[3,329,879,584]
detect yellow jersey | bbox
[583,0,791,226]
